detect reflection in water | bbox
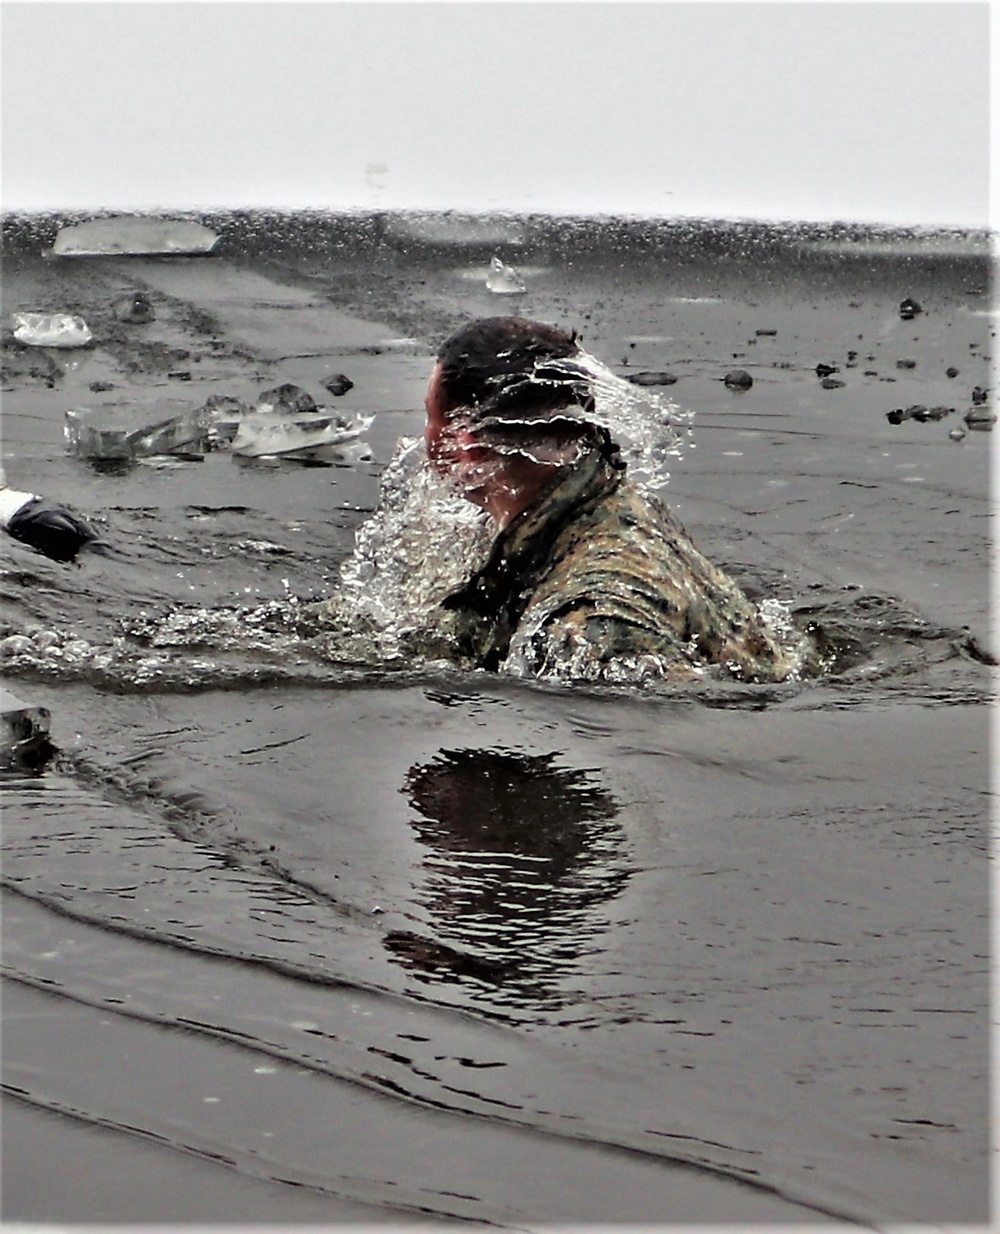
[386,748,630,1008]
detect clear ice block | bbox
[486,256,526,295]
[64,399,217,462]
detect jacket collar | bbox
[441,429,625,650]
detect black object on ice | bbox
[899,297,922,320]
[815,363,839,378]
[971,386,988,405]
[3,494,104,562]
[964,406,996,430]
[627,371,679,387]
[723,369,753,390]
[1,685,54,767]
[113,291,155,324]
[323,373,355,396]
[887,405,954,425]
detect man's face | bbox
[423,360,449,462]
[424,355,596,526]
[424,359,498,511]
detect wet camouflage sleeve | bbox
[506,483,802,683]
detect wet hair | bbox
[435,317,593,423]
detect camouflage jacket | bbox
[440,443,803,683]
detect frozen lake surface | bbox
[0,212,993,1225]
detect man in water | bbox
[420,316,803,683]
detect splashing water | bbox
[579,348,695,488]
[519,349,694,491]
[324,438,494,660]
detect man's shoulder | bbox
[506,479,798,683]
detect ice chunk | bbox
[201,394,249,447]
[64,395,374,466]
[385,214,526,247]
[253,383,318,414]
[127,410,219,457]
[0,685,52,761]
[231,412,374,463]
[65,406,134,461]
[486,256,526,295]
[12,312,92,348]
[64,399,222,462]
[52,216,219,256]
[323,440,375,466]
[964,407,996,431]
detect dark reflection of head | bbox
[385,748,630,1009]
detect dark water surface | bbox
[1,212,993,1226]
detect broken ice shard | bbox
[253,384,318,414]
[0,684,52,762]
[52,216,219,257]
[231,411,375,463]
[486,256,526,295]
[13,312,93,348]
[200,395,250,447]
[64,399,223,462]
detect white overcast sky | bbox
[0,1,992,226]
